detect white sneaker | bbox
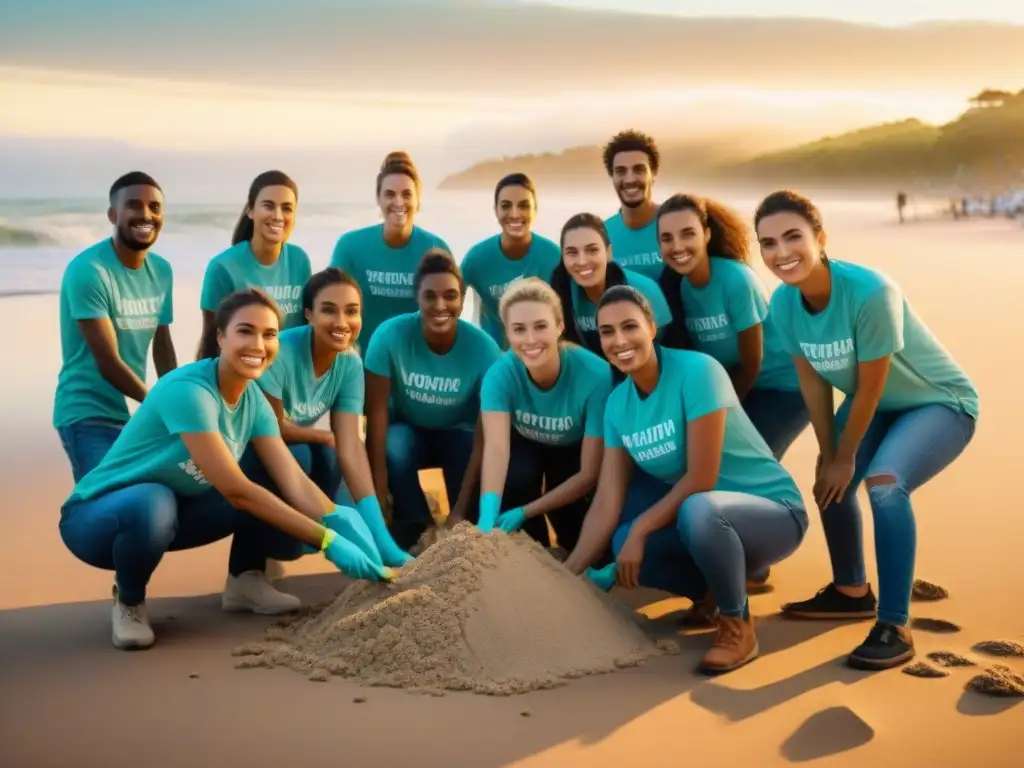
[111,589,155,650]
[222,570,301,615]
[265,558,287,582]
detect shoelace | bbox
[119,603,145,624]
[715,618,744,648]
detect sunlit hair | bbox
[499,277,564,327]
[754,189,825,234]
[376,150,421,197]
[601,129,660,176]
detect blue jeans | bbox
[57,418,125,483]
[613,470,808,617]
[59,445,311,605]
[743,388,810,460]
[386,422,476,549]
[823,402,976,626]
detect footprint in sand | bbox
[965,665,1024,697]
[911,580,949,601]
[903,661,949,678]
[911,617,962,634]
[926,651,976,668]
[972,640,1024,658]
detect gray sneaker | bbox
[111,587,155,650]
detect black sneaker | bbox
[781,583,877,620]
[848,621,915,670]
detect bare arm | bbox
[152,324,178,377]
[479,410,511,500]
[263,392,334,446]
[332,410,376,502]
[730,324,763,401]
[793,356,836,463]
[364,371,392,506]
[835,357,891,463]
[77,318,148,403]
[451,418,485,519]
[178,432,327,546]
[523,436,604,518]
[251,435,335,519]
[564,447,633,575]
[627,410,725,538]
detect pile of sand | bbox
[234,523,672,695]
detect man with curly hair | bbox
[601,130,663,280]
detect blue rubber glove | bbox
[496,506,528,533]
[322,506,383,568]
[585,563,617,593]
[322,530,394,582]
[478,492,501,533]
[354,495,413,567]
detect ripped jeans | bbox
[822,402,977,626]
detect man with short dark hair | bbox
[54,172,177,481]
[601,129,663,280]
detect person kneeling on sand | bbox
[564,286,809,674]
[257,268,411,567]
[364,250,502,548]
[59,289,394,651]
[476,278,614,549]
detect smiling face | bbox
[597,300,657,374]
[217,303,280,381]
[495,184,535,240]
[561,226,609,290]
[658,208,710,277]
[417,272,463,335]
[109,184,163,250]
[308,282,362,353]
[248,184,296,245]
[756,211,826,285]
[378,172,418,229]
[505,300,563,369]
[611,150,654,209]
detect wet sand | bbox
[1,212,1022,766]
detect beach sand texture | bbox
[1,204,1022,767]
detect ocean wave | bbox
[0,225,58,247]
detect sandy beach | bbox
[1,201,1021,767]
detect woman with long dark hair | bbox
[59,289,393,651]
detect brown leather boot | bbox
[700,614,759,673]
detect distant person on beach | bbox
[461,173,561,348]
[199,171,312,339]
[330,152,450,350]
[602,130,664,280]
[655,193,809,460]
[54,172,178,482]
[564,286,808,674]
[256,268,412,567]
[477,278,614,550]
[364,250,501,549]
[755,190,979,671]
[59,289,395,650]
[896,191,907,224]
[551,213,672,358]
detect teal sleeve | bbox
[259,358,286,399]
[768,291,800,356]
[199,261,232,313]
[159,383,221,434]
[682,354,738,421]
[855,285,905,362]
[250,391,282,438]
[480,362,512,413]
[727,268,769,333]
[603,405,623,449]
[583,374,611,439]
[329,235,350,270]
[158,262,174,325]
[363,325,392,378]
[332,354,365,414]
[66,262,110,320]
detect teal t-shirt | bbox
[200,241,312,329]
[770,259,979,418]
[678,257,798,392]
[461,233,562,347]
[364,312,501,430]
[53,239,174,429]
[480,344,614,446]
[66,358,280,504]
[571,268,672,334]
[258,325,364,426]
[329,224,450,349]
[605,211,663,280]
[604,347,803,508]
